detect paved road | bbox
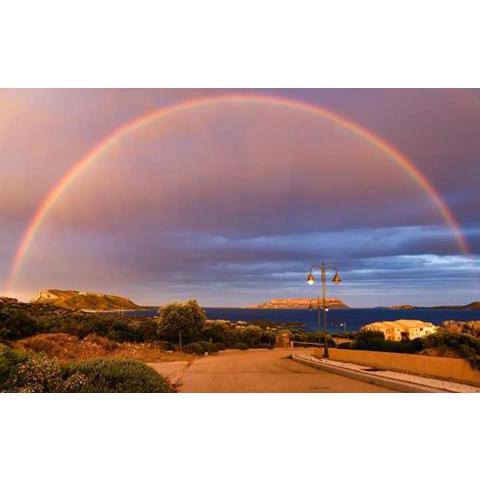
[150,348,393,393]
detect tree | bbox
[157,300,206,348]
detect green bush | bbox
[350,330,423,354]
[202,322,228,344]
[62,358,173,392]
[240,325,263,347]
[197,341,219,353]
[233,342,248,350]
[214,342,225,351]
[0,344,28,391]
[260,331,276,346]
[223,329,241,348]
[183,341,220,354]
[256,343,274,349]
[0,307,37,341]
[423,330,480,370]
[2,352,173,393]
[183,342,206,355]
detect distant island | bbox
[389,302,480,310]
[31,289,140,311]
[249,297,349,309]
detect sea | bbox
[120,307,480,333]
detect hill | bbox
[250,297,349,309]
[31,289,140,311]
[465,302,480,310]
[389,302,480,310]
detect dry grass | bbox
[14,333,194,364]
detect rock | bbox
[250,297,349,309]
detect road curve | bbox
[151,348,394,393]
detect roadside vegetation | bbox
[338,330,424,354]
[0,343,173,393]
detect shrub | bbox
[223,329,241,348]
[163,341,177,351]
[183,342,206,355]
[233,342,248,350]
[0,344,28,391]
[197,341,219,354]
[350,330,423,354]
[256,343,274,349]
[441,320,480,338]
[7,354,64,393]
[202,322,228,344]
[84,334,119,352]
[260,331,276,346]
[36,315,158,343]
[62,372,89,392]
[62,358,173,392]
[0,307,37,341]
[423,330,480,369]
[183,341,220,354]
[240,325,263,347]
[1,347,174,393]
[157,300,207,344]
[214,342,225,351]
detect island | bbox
[249,297,349,309]
[389,301,480,310]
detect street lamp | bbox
[306,261,341,358]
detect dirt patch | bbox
[15,333,194,363]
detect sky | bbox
[0,89,479,307]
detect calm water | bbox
[123,307,480,333]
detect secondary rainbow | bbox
[5,94,470,294]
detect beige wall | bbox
[315,348,480,387]
[362,323,437,341]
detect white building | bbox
[362,319,437,341]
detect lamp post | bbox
[308,297,322,338]
[306,262,341,358]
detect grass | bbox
[14,333,194,363]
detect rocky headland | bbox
[31,289,140,311]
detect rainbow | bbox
[5,93,470,294]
